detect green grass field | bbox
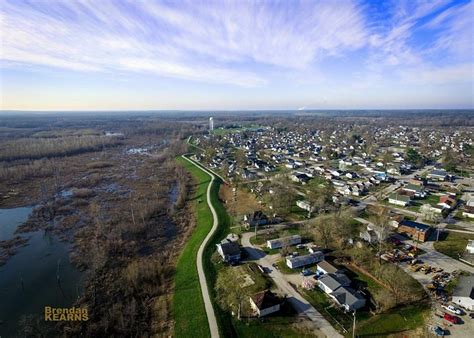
[172,156,213,338]
[434,231,474,259]
[355,303,430,337]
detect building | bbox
[388,193,411,206]
[463,206,474,219]
[249,290,281,317]
[267,235,301,249]
[296,200,314,212]
[331,286,366,312]
[317,260,341,275]
[244,211,269,228]
[452,275,474,311]
[398,220,431,242]
[466,240,474,254]
[216,238,241,263]
[427,169,448,181]
[286,252,324,269]
[402,184,426,198]
[318,273,351,294]
[317,273,366,312]
[209,117,214,132]
[359,229,379,243]
[438,195,457,209]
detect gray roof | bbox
[317,260,340,274]
[332,286,365,307]
[319,272,351,290]
[453,275,474,299]
[218,241,240,256]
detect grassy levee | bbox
[202,175,238,337]
[184,155,237,337]
[172,156,212,338]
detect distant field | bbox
[172,156,212,337]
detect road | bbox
[241,232,343,338]
[182,155,220,338]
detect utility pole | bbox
[352,309,357,338]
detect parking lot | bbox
[396,242,474,337]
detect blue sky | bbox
[1,0,473,110]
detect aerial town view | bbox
[1,1,473,338]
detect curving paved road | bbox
[182,155,220,338]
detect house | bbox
[427,169,448,181]
[452,275,474,311]
[466,240,474,254]
[318,273,351,294]
[317,260,341,275]
[249,290,281,317]
[267,235,302,249]
[244,211,268,227]
[296,200,314,212]
[331,286,366,312]
[286,252,324,269]
[438,195,457,209]
[216,239,241,263]
[291,173,310,184]
[359,229,379,243]
[398,220,431,242]
[420,203,444,215]
[402,184,426,198]
[317,272,366,311]
[388,193,411,206]
[463,205,474,219]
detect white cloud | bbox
[0,0,368,86]
[400,63,474,85]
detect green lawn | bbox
[434,231,474,259]
[355,303,430,337]
[172,156,213,337]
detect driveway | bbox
[241,232,343,338]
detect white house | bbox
[317,260,341,275]
[388,193,410,207]
[267,235,301,249]
[286,252,324,269]
[318,273,351,294]
[452,275,474,311]
[296,200,314,212]
[466,240,474,254]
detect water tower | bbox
[209,117,214,133]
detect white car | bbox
[443,305,462,315]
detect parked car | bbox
[301,268,313,276]
[443,305,463,315]
[432,326,445,336]
[444,313,461,324]
[296,244,305,249]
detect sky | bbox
[0,0,473,111]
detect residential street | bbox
[240,232,343,338]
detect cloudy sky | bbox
[1,0,473,110]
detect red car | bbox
[444,313,460,324]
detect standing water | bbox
[0,207,83,336]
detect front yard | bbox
[433,231,474,259]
